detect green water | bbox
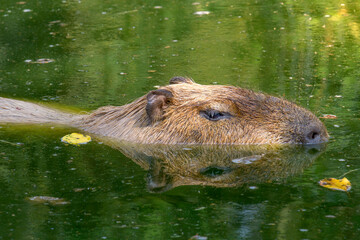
[1,0,360,239]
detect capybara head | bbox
[81,77,329,145]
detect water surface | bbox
[1,0,360,239]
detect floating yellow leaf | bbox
[319,177,351,192]
[61,133,91,145]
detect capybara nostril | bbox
[305,128,322,144]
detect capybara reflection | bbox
[0,77,328,145]
[108,142,325,192]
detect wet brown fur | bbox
[0,77,328,145]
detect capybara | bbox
[0,76,328,145]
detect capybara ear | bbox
[169,76,194,85]
[146,89,173,123]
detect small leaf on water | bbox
[61,133,91,145]
[73,188,85,192]
[34,58,55,64]
[319,177,351,192]
[27,196,69,205]
[189,234,208,240]
[320,114,337,119]
[25,58,55,64]
[194,11,211,16]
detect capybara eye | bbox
[200,109,232,121]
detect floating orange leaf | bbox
[319,177,351,192]
[320,114,337,119]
